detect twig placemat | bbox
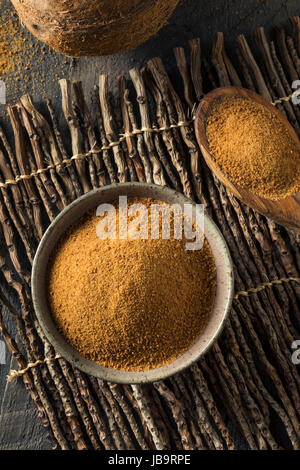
[0,19,300,450]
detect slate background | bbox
[0,0,299,450]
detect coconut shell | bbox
[10,0,179,57]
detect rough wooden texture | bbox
[0,0,300,451]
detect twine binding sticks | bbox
[0,91,299,190]
[7,276,300,383]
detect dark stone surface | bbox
[0,0,299,450]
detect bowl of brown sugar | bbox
[32,183,233,383]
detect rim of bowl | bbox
[32,182,234,384]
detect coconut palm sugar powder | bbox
[206,96,300,200]
[47,198,216,371]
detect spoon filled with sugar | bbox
[195,87,300,233]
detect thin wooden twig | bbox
[237,34,272,100]
[147,58,196,200]
[59,79,91,193]
[131,385,170,450]
[98,75,128,183]
[73,81,107,188]
[7,105,44,238]
[290,16,300,56]
[129,67,167,186]
[46,98,82,198]
[118,76,145,182]
[20,93,76,203]
[174,47,195,109]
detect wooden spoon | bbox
[195,87,300,233]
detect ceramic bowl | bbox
[32,182,234,383]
